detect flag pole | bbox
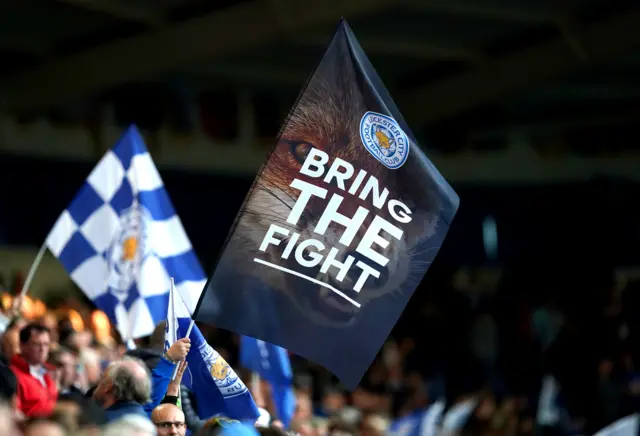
[19,241,48,299]
[170,277,180,380]
[185,319,195,338]
[251,372,263,407]
[170,274,195,381]
[170,320,194,378]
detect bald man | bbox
[152,404,187,436]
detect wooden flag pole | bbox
[19,241,48,299]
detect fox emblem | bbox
[227,36,443,327]
[210,357,231,381]
[374,130,391,149]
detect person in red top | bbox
[10,323,58,417]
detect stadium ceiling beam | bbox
[399,7,640,125]
[187,63,308,86]
[0,35,50,56]
[57,0,165,27]
[400,0,568,24]
[1,0,393,114]
[467,110,640,140]
[297,36,486,62]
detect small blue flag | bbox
[169,286,260,422]
[240,336,295,427]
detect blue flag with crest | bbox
[240,336,295,427]
[167,284,260,422]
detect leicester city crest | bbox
[199,342,247,398]
[359,111,410,169]
[107,202,153,302]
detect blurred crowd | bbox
[0,268,638,436]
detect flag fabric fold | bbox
[388,400,444,436]
[46,125,206,341]
[167,284,260,422]
[240,336,295,427]
[194,19,459,388]
[594,414,639,436]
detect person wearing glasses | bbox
[152,403,187,436]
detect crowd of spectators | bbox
[0,267,638,435]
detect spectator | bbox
[127,321,167,371]
[197,417,244,436]
[152,403,187,436]
[10,323,58,417]
[159,360,204,433]
[93,337,189,422]
[360,414,389,436]
[326,417,358,436]
[255,427,289,436]
[75,395,108,432]
[79,347,103,388]
[0,364,18,407]
[181,384,205,433]
[92,357,153,421]
[102,415,158,436]
[1,318,27,362]
[52,391,106,434]
[49,347,83,396]
[37,313,59,344]
[22,417,68,436]
[137,323,205,433]
[0,401,19,436]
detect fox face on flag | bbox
[195,20,459,388]
[46,126,205,341]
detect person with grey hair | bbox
[103,414,158,436]
[93,337,191,422]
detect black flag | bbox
[194,19,459,389]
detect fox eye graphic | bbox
[289,141,313,164]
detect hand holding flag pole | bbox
[170,321,195,381]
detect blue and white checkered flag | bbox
[46,125,206,341]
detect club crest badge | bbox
[199,341,247,398]
[359,111,410,169]
[107,202,153,301]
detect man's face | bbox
[56,352,77,388]
[24,421,66,436]
[22,331,50,365]
[294,392,313,421]
[91,368,113,407]
[153,405,187,436]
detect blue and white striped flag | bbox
[46,125,205,341]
